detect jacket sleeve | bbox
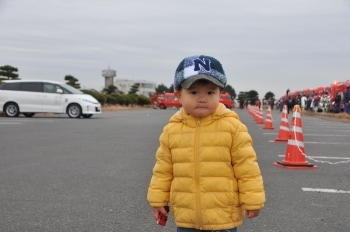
[147,127,173,207]
[231,121,266,210]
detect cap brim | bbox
[181,74,224,89]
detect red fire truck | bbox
[329,80,350,112]
[302,88,313,96]
[315,86,331,95]
[151,93,182,109]
[220,93,235,109]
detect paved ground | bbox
[0,108,349,232]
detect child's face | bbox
[174,81,221,117]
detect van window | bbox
[0,82,21,90]
[57,83,83,94]
[21,82,43,92]
[44,83,58,93]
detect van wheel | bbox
[67,104,82,118]
[159,104,166,109]
[82,114,93,118]
[4,103,20,117]
[23,113,35,117]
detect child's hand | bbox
[152,206,168,220]
[245,210,260,219]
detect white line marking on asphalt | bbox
[0,120,54,122]
[0,119,32,121]
[303,134,349,137]
[302,188,350,193]
[301,125,349,127]
[0,122,21,124]
[269,140,348,144]
[278,155,350,160]
[304,141,349,144]
[311,129,350,132]
[264,133,348,137]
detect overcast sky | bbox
[1,0,349,98]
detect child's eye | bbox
[208,91,214,95]
[190,91,197,94]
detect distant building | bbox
[114,79,156,96]
[102,67,116,88]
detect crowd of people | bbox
[273,86,350,114]
[237,86,350,115]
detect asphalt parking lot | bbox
[0,108,349,232]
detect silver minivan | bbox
[0,80,102,118]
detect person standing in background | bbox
[343,86,350,114]
[301,94,307,111]
[313,94,320,112]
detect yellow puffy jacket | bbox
[147,103,265,230]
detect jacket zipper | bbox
[194,117,203,229]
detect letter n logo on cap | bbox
[194,58,211,72]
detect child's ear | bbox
[174,91,181,99]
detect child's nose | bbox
[197,95,207,102]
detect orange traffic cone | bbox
[251,106,257,119]
[274,105,318,169]
[275,104,289,141]
[252,106,259,120]
[256,108,264,124]
[263,106,274,129]
[248,105,255,117]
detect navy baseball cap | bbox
[174,55,227,90]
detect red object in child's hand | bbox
[157,206,169,226]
